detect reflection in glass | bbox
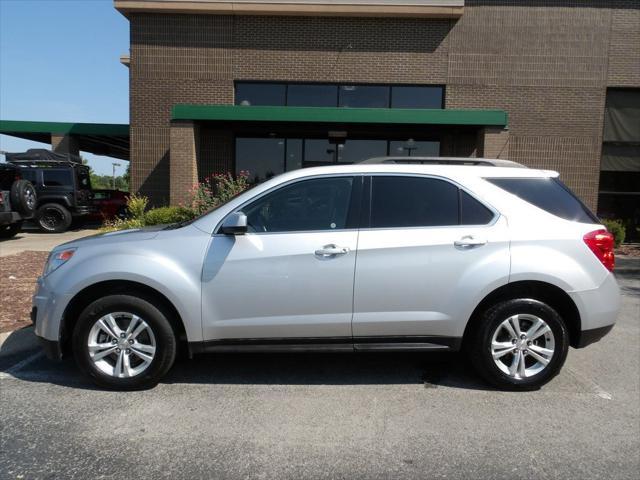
[339,85,389,108]
[338,140,387,163]
[235,83,286,106]
[236,138,285,183]
[286,139,303,171]
[391,86,443,109]
[287,84,338,107]
[304,139,336,164]
[389,140,440,157]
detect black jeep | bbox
[6,149,95,233]
[0,163,37,238]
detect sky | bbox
[0,0,129,175]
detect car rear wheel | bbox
[0,221,23,239]
[36,203,72,233]
[468,299,569,390]
[72,294,177,390]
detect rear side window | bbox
[370,176,459,228]
[42,169,73,187]
[487,177,598,223]
[460,190,495,225]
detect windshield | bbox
[164,186,254,230]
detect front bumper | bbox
[574,324,615,349]
[32,276,72,360]
[39,337,63,360]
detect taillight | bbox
[583,229,615,272]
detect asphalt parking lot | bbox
[1,263,638,479]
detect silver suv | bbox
[33,160,621,390]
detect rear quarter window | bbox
[486,177,599,224]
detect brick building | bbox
[11,1,637,232]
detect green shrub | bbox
[189,172,250,215]
[99,217,145,233]
[126,193,148,220]
[602,219,626,247]
[144,206,196,226]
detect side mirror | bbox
[220,212,248,235]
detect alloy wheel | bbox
[490,314,555,380]
[87,312,156,378]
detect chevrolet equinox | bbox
[32,158,621,390]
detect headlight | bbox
[44,248,76,276]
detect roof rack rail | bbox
[359,156,526,168]
[7,159,86,168]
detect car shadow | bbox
[6,343,497,392]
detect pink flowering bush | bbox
[188,171,250,215]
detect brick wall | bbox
[128,1,640,208]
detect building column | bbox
[478,127,510,159]
[169,120,200,206]
[51,133,80,156]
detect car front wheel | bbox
[72,294,177,390]
[468,299,569,390]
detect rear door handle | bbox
[454,236,487,248]
[315,244,350,257]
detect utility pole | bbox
[112,163,121,189]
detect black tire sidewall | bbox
[471,299,569,390]
[10,179,37,216]
[36,203,72,233]
[0,221,22,239]
[72,295,177,390]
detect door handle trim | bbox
[315,244,350,257]
[454,236,487,248]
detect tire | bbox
[72,294,177,390]
[467,299,569,391]
[0,221,22,239]
[36,203,72,233]
[10,179,37,216]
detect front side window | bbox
[42,169,73,187]
[370,176,459,228]
[242,177,354,233]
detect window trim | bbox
[214,173,364,236]
[361,173,499,231]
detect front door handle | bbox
[454,236,487,248]
[315,244,350,257]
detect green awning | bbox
[0,120,130,160]
[172,105,508,127]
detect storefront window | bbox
[339,85,389,108]
[337,140,388,163]
[287,84,338,107]
[235,138,285,183]
[235,82,444,110]
[235,83,286,106]
[391,86,443,109]
[304,139,336,164]
[389,140,440,157]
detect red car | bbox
[88,189,128,222]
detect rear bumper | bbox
[0,211,22,225]
[569,273,621,332]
